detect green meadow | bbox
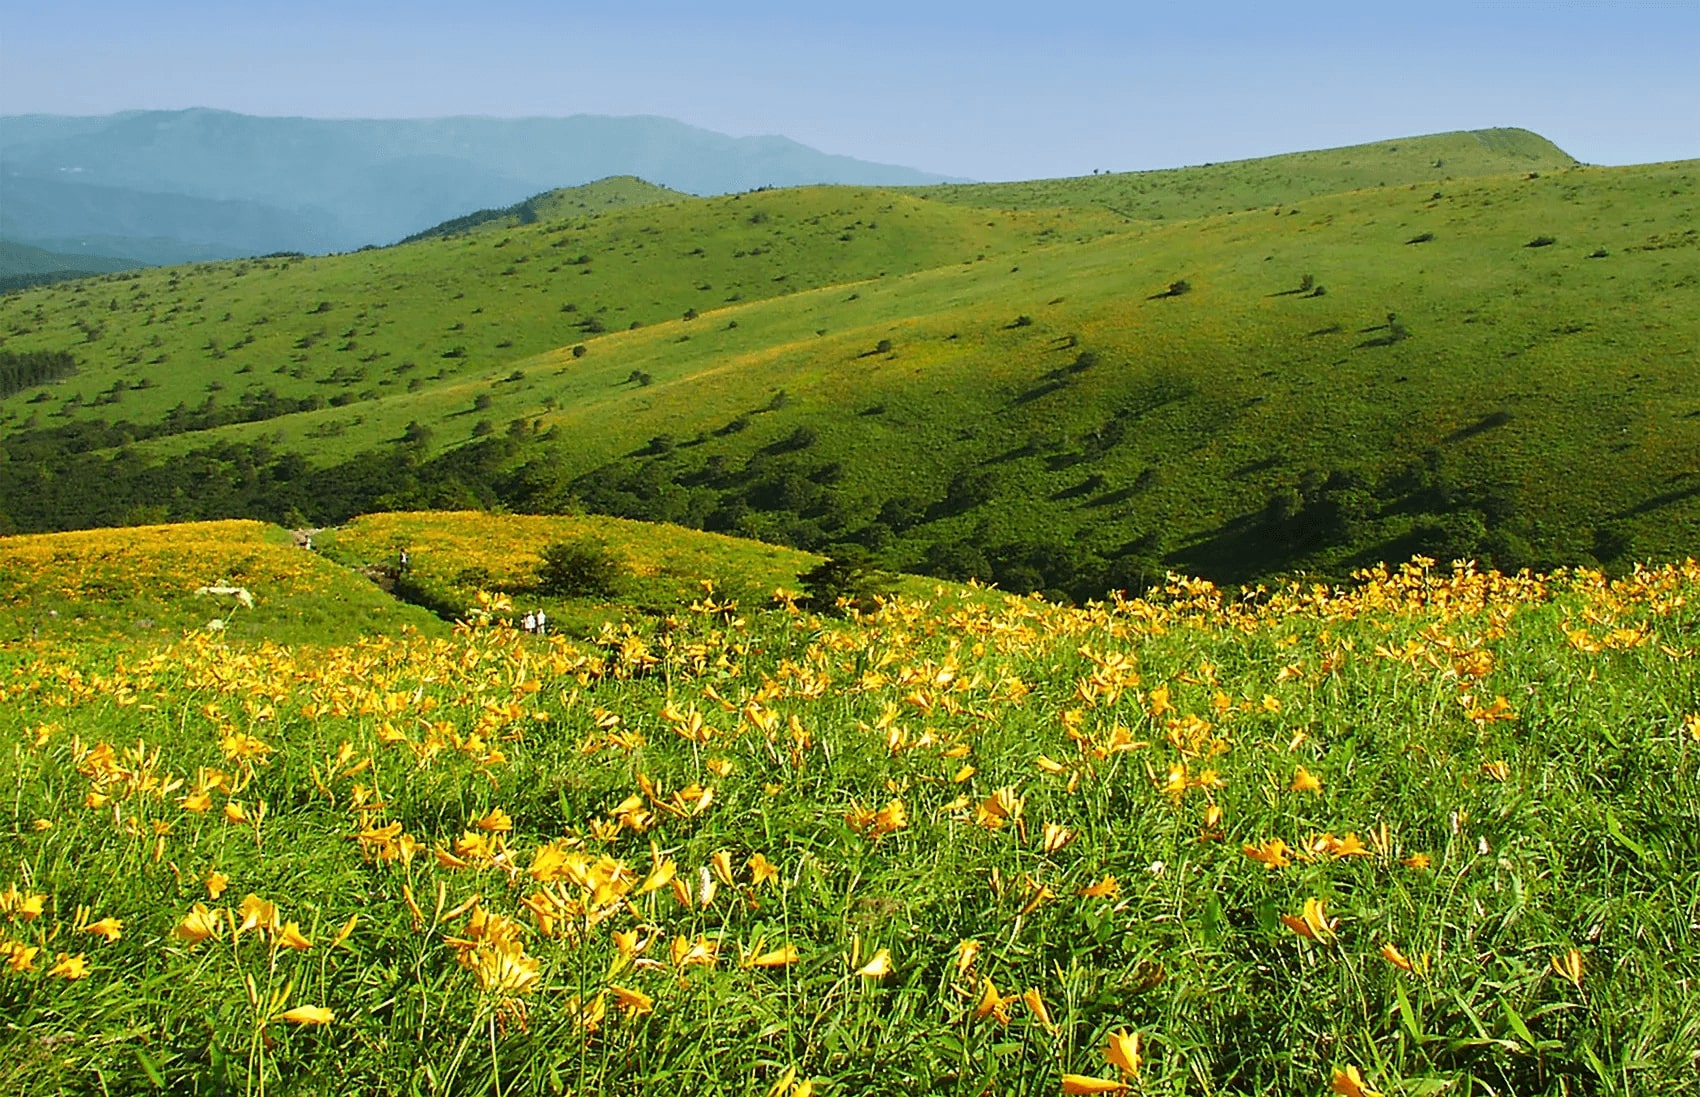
[0,514,1696,1095]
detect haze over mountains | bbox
[0,109,963,269]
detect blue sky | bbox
[3,0,1696,180]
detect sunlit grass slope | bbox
[1,557,1696,1094]
[318,511,969,635]
[396,177,690,244]
[0,187,1107,442]
[917,128,1576,220]
[0,520,442,644]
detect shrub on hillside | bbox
[535,539,625,598]
[799,550,890,615]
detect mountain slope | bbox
[1,133,1694,594]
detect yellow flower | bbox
[1103,1029,1142,1077]
[1551,948,1584,990]
[473,807,513,833]
[1331,1065,1382,1097]
[1022,987,1054,1030]
[205,870,230,899]
[1481,760,1510,782]
[1040,823,1076,853]
[1281,897,1337,943]
[2,940,40,973]
[179,790,212,814]
[1243,838,1293,869]
[709,850,736,887]
[608,983,654,1016]
[954,939,982,976]
[872,799,909,836]
[278,921,313,951]
[1061,1076,1129,1095]
[471,941,540,996]
[1379,943,1414,973]
[31,819,51,832]
[1077,876,1119,899]
[747,852,779,888]
[82,917,124,942]
[856,948,892,977]
[669,934,717,968]
[973,977,1015,1025]
[48,952,89,980]
[279,1005,334,1026]
[329,913,358,950]
[1290,766,1322,794]
[747,943,802,969]
[175,903,222,943]
[1401,852,1431,871]
[235,894,279,938]
[223,801,250,824]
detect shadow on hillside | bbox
[1444,411,1513,443]
[1611,480,1700,519]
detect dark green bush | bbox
[535,539,625,598]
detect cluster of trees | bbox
[0,349,77,399]
[2,388,335,455]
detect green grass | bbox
[0,542,1696,1095]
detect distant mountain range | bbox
[0,109,965,269]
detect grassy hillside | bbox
[0,130,1694,595]
[0,240,143,279]
[917,128,1577,221]
[1,547,1696,1094]
[318,510,911,636]
[0,186,1100,451]
[396,177,688,244]
[0,519,442,644]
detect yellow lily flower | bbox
[1551,948,1584,989]
[1290,766,1322,794]
[1331,1065,1382,1097]
[1281,897,1337,943]
[175,903,222,943]
[1103,1029,1142,1077]
[280,1005,334,1026]
[608,983,654,1016]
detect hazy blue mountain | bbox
[0,109,965,260]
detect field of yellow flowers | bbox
[2,549,1698,1095]
[0,520,439,645]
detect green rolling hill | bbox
[1,129,1695,597]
